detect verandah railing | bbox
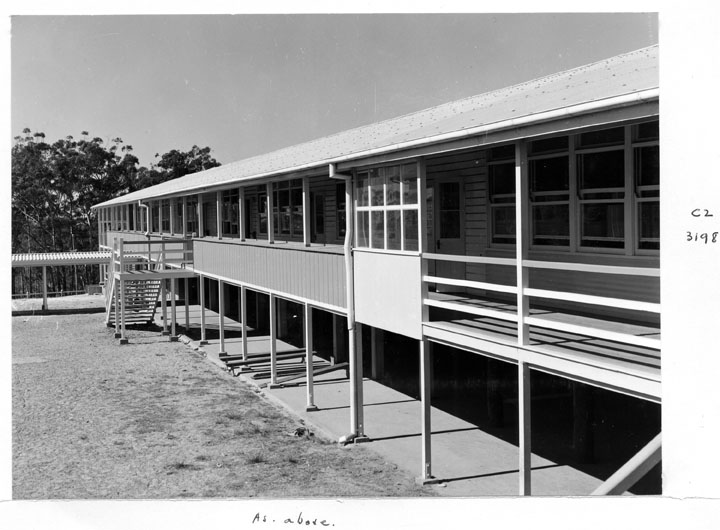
[422,253,661,351]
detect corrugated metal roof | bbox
[94,45,658,208]
[11,251,111,267]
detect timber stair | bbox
[106,277,163,326]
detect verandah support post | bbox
[41,265,48,311]
[199,275,208,345]
[239,187,246,242]
[269,293,278,386]
[161,279,169,335]
[419,338,438,483]
[515,140,530,346]
[240,285,248,361]
[305,303,317,411]
[302,176,311,246]
[216,190,223,240]
[266,183,275,244]
[170,278,178,342]
[352,322,365,436]
[518,360,532,496]
[184,277,190,331]
[218,280,226,354]
[515,139,532,496]
[120,279,128,344]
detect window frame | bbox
[486,119,659,256]
[355,162,419,252]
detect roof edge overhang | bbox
[93,87,659,209]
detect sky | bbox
[11,13,659,168]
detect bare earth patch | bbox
[12,313,434,499]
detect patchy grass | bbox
[12,313,434,499]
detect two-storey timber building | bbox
[92,45,661,495]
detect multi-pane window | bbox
[577,127,625,249]
[356,163,419,251]
[488,145,516,244]
[160,199,171,233]
[312,194,325,241]
[257,188,268,235]
[128,204,135,231]
[172,198,183,235]
[273,179,303,239]
[186,196,198,236]
[336,183,346,239]
[529,136,570,247]
[491,120,659,253]
[633,121,659,251]
[222,189,239,237]
[151,202,160,233]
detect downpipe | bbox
[331,164,368,446]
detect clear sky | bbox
[11,13,658,168]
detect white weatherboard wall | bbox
[353,250,422,339]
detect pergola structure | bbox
[11,251,111,310]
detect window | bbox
[355,163,419,251]
[151,202,160,233]
[160,199,170,233]
[257,187,267,235]
[634,121,659,250]
[272,179,303,240]
[312,193,325,241]
[186,196,198,236]
[488,145,516,244]
[491,120,659,254]
[529,137,570,247]
[222,189,239,237]
[336,183,346,239]
[172,198,183,235]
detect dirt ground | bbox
[12,309,434,499]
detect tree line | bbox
[11,128,221,296]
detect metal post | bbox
[420,338,434,483]
[199,275,207,345]
[518,360,532,496]
[170,278,178,341]
[305,303,317,411]
[161,280,168,335]
[266,183,274,244]
[239,187,246,242]
[120,279,128,344]
[353,322,365,437]
[184,277,190,331]
[302,176,311,246]
[41,265,48,311]
[218,280,226,354]
[216,190,223,239]
[515,140,530,346]
[240,285,248,361]
[269,294,278,385]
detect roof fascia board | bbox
[337,99,659,171]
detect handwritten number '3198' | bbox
[686,232,719,243]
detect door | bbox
[435,179,465,291]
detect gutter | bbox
[92,89,659,209]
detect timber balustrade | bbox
[110,237,194,274]
[421,252,661,351]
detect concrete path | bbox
[161,304,604,497]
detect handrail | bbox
[421,253,661,350]
[591,433,661,495]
